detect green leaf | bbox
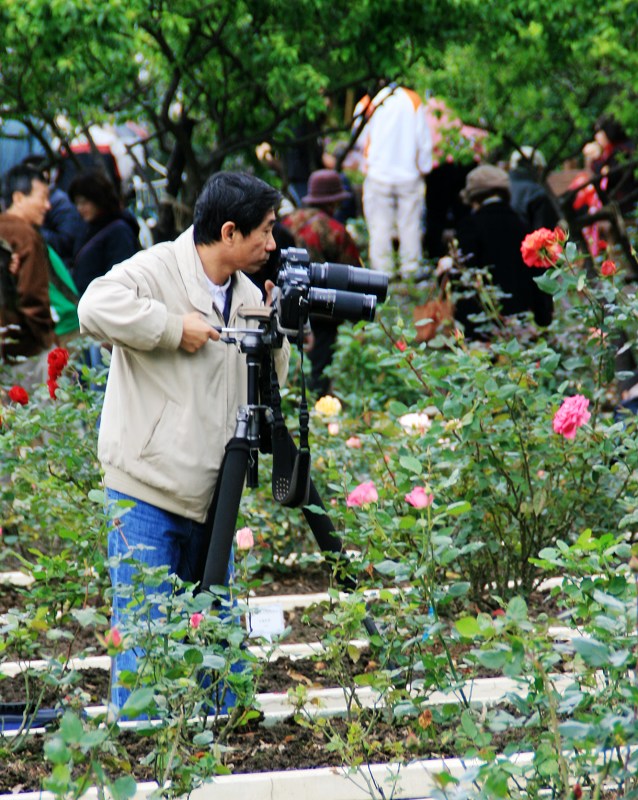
[59,711,84,744]
[565,241,578,261]
[506,596,528,621]
[455,616,481,638]
[184,647,204,665]
[121,687,155,718]
[79,729,108,750]
[572,637,610,667]
[533,272,560,294]
[193,730,215,746]
[447,581,470,597]
[443,501,471,516]
[303,504,326,515]
[475,648,507,670]
[460,709,479,739]
[88,488,106,504]
[110,775,138,800]
[44,737,71,765]
[399,455,423,474]
[538,758,560,777]
[592,589,627,613]
[559,721,593,741]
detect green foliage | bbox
[2,228,638,795]
[5,0,634,215]
[413,0,638,165]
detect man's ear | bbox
[220,221,237,244]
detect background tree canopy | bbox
[1,0,636,234]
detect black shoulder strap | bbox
[269,332,311,507]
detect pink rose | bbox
[328,422,340,435]
[552,394,591,439]
[346,481,378,507]
[236,526,254,550]
[405,487,434,509]
[104,627,122,649]
[346,436,362,449]
[190,612,204,629]
[395,340,407,352]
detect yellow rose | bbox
[314,395,342,417]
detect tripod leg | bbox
[199,437,251,591]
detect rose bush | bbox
[2,222,638,798]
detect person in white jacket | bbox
[78,171,290,710]
[358,84,433,279]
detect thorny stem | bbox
[378,318,438,396]
[532,655,571,798]
[160,707,185,789]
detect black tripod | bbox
[197,311,379,638]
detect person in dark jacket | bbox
[21,155,86,268]
[508,146,559,232]
[68,171,140,296]
[450,164,553,339]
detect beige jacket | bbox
[78,226,289,522]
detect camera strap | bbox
[269,335,311,507]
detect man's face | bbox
[231,210,276,273]
[11,179,51,227]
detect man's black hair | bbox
[2,164,47,208]
[193,172,281,245]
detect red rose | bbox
[47,379,59,399]
[8,386,29,405]
[520,228,564,268]
[47,347,70,381]
[395,340,407,352]
[601,259,617,276]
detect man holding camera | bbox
[78,171,290,709]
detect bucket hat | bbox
[302,169,351,205]
[460,165,510,204]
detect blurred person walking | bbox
[359,84,433,280]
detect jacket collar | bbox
[174,226,254,321]
[174,226,217,314]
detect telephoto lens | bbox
[309,262,388,303]
[307,287,378,323]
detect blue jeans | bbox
[107,489,234,712]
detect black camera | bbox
[273,247,388,335]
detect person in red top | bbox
[282,169,361,395]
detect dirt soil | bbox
[0,565,572,794]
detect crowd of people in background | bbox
[0,94,636,718]
[0,92,636,398]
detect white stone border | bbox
[0,752,531,800]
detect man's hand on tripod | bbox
[180,311,221,352]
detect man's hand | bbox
[9,252,19,276]
[179,311,220,352]
[264,279,276,307]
